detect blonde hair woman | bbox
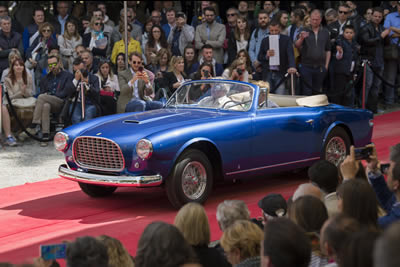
[58,19,82,72]
[164,56,186,94]
[220,220,263,267]
[174,203,231,267]
[96,235,134,267]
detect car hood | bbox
[75,108,244,141]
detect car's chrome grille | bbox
[73,137,125,171]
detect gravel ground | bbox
[0,137,64,189]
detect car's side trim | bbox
[226,157,321,175]
[58,164,163,187]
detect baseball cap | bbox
[258,193,287,217]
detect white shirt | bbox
[128,68,140,99]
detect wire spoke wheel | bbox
[181,161,207,200]
[325,137,347,166]
[323,128,350,167]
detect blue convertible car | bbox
[55,79,373,208]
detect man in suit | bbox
[194,6,226,65]
[258,21,297,95]
[117,52,163,113]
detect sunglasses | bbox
[227,13,236,17]
[42,29,51,33]
[48,63,57,68]
[339,11,349,14]
[132,61,142,64]
[94,22,103,26]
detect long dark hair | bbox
[337,179,379,231]
[183,44,197,70]
[9,58,27,85]
[194,62,214,80]
[147,25,168,49]
[236,49,252,73]
[234,15,250,41]
[135,221,198,267]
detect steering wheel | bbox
[221,100,252,110]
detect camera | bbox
[80,69,89,78]
[236,68,243,76]
[381,163,390,174]
[138,66,144,72]
[203,69,209,78]
[354,146,373,160]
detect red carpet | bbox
[1,111,399,265]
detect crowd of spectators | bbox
[2,1,400,266]
[1,1,400,148]
[2,141,400,267]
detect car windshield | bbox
[165,81,254,111]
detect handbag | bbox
[11,97,37,108]
[384,38,400,60]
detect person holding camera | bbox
[70,58,100,125]
[167,12,195,57]
[340,143,400,229]
[189,62,214,101]
[258,20,296,95]
[26,54,75,146]
[117,52,163,113]
[222,58,249,82]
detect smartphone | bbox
[354,146,373,160]
[40,243,67,260]
[381,163,390,174]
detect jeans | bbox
[266,71,287,95]
[383,59,400,105]
[299,64,327,96]
[70,103,97,125]
[125,99,164,112]
[363,66,383,112]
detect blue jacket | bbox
[368,171,400,229]
[22,24,38,53]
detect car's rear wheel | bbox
[323,127,351,166]
[79,183,117,197]
[166,149,213,209]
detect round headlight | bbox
[54,132,69,152]
[136,139,153,160]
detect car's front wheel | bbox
[166,149,213,209]
[323,127,351,166]
[79,183,117,197]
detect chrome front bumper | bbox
[58,164,163,187]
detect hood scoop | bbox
[124,120,140,124]
[123,112,190,124]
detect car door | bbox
[248,106,321,172]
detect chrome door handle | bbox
[306,119,314,124]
